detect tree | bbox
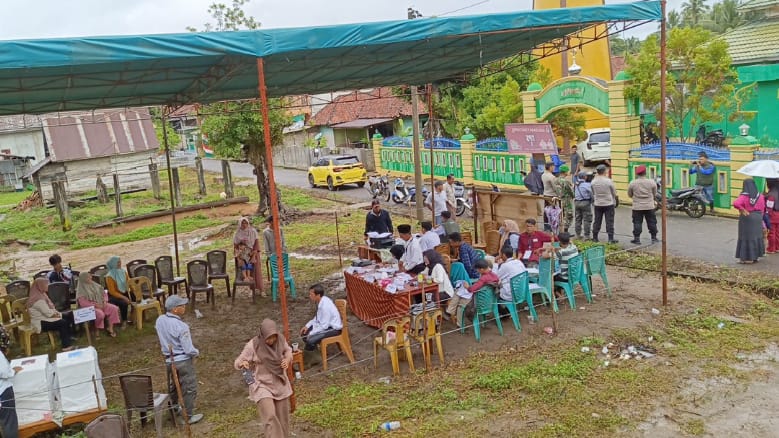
[709,0,743,32]
[625,27,738,142]
[609,36,642,56]
[190,1,292,215]
[681,0,711,27]
[150,114,182,151]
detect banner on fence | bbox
[504,123,558,154]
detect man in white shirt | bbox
[494,247,527,301]
[397,224,425,274]
[425,181,448,225]
[443,174,457,216]
[300,284,343,351]
[542,162,557,197]
[418,221,441,252]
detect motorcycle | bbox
[391,177,410,204]
[366,172,390,201]
[454,181,472,216]
[654,177,707,218]
[407,185,430,205]
[695,124,725,148]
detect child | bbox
[445,259,499,328]
[237,242,254,282]
[553,232,578,301]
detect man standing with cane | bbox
[155,295,204,425]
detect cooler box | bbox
[55,347,107,413]
[11,354,56,426]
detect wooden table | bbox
[344,271,439,328]
[19,408,106,438]
[357,245,384,263]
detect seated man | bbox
[517,218,551,267]
[436,211,460,244]
[47,254,73,285]
[448,232,479,278]
[445,259,499,327]
[494,247,526,302]
[418,221,441,252]
[300,284,343,351]
[553,232,579,300]
[397,224,426,274]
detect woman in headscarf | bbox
[733,178,766,264]
[498,219,521,256]
[105,256,131,324]
[76,272,120,338]
[765,179,779,254]
[234,319,293,438]
[26,278,74,351]
[233,217,265,297]
[0,326,20,438]
[423,249,454,303]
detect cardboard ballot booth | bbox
[12,347,107,437]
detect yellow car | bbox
[308,155,368,191]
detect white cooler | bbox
[11,354,56,426]
[55,347,107,414]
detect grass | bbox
[0,190,33,212]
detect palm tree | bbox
[682,0,710,26]
[659,10,683,32]
[711,0,743,33]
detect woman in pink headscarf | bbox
[233,217,265,297]
[26,278,75,351]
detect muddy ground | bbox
[2,201,778,437]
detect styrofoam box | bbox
[11,354,56,426]
[55,347,107,414]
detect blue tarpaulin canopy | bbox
[0,1,661,115]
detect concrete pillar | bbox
[371,133,384,173]
[520,87,542,124]
[729,136,760,216]
[607,79,640,203]
[460,130,476,186]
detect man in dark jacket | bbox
[364,200,393,235]
[523,165,544,195]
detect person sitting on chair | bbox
[397,224,426,274]
[300,284,342,352]
[47,254,73,285]
[237,242,255,282]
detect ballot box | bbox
[11,354,56,426]
[55,347,107,413]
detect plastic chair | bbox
[89,265,108,288]
[206,250,231,297]
[498,272,529,333]
[127,277,163,330]
[373,316,414,375]
[33,270,50,280]
[584,246,611,297]
[0,295,19,336]
[155,256,188,297]
[5,280,30,300]
[84,413,131,438]
[11,298,57,356]
[474,249,486,261]
[411,308,445,365]
[232,257,258,303]
[320,299,355,371]
[458,285,502,342]
[554,254,592,309]
[186,260,214,308]
[48,282,74,333]
[125,259,148,278]
[269,254,296,302]
[536,257,559,313]
[133,265,166,306]
[119,374,176,438]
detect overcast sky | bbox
[0,0,681,41]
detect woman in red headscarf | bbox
[27,278,74,351]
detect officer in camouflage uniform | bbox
[554,165,574,234]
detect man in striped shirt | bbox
[555,232,579,282]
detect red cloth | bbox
[344,272,438,328]
[517,231,551,263]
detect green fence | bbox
[472,152,527,186]
[380,146,463,178]
[628,160,731,209]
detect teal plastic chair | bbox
[497,272,529,332]
[553,254,591,309]
[269,253,296,302]
[536,257,558,314]
[474,249,486,260]
[584,246,610,297]
[458,285,503,342]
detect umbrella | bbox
[736,160,779,178]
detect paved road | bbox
[204,159,776,273]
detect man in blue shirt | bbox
[690,151,716,214]
[449,232,480,278]
[155,295,204,425]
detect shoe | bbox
[608,239,619,244]
[188,413,204,425]
[630,239,641,244]
[651,237,660,243]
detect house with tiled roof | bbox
[309,87,427,149]
[715,0,779,144]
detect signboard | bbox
[504,123,558,154]
[536,78,610,120]
[73,306,96,324]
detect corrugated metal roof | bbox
[739,0,779,11]
[720,20,779,65]
[330,118,394,129]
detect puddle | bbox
[169,236,209,256]
[288,252,337,260]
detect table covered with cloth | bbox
[344,271,439,328]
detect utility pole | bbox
[409,6,425,222]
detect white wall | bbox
[0,130,46,163]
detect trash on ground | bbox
[651,308,661,315]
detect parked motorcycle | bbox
[454,181,472,216]
[366,172,390,201]
[695,124,725,148]
[654,177,707,218]
[391,177,410,204]
[407,185,430,205]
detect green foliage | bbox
[681,0,710,27]
[609,35,642,56]
[152,118,182,151]
[626,27,738,142]
[186,0,260,32]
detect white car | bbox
[578,128,611,164]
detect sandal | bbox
[107,330,117,338]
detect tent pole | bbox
[162,113,181,276]
[411,87,425,222]
[659,0,669,306]
[257,58,290,340]
[427,84,435,226]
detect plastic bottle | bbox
[379,421,401,432]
